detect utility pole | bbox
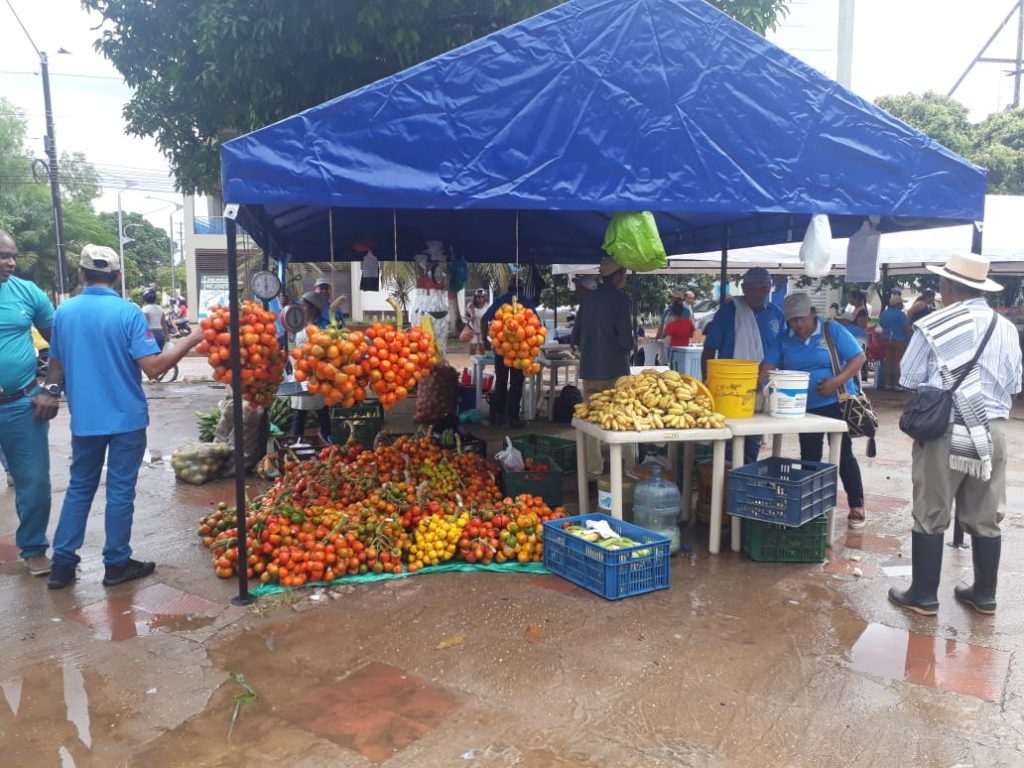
[836,0,855,88]
[949,1,1024,108]
[40,52,67,299]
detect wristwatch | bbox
[43,383,62,398]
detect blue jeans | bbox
[52,429,147,568]
[0,388,51,558]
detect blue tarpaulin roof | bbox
[220,0,987,264]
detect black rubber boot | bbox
[954,536,1000,615]
[888,531,944,616]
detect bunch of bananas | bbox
[573,369,726,431]
[196,408,220,442]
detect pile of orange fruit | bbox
[197,302,285,408]
[292,322,438,409]
[488,300,546,375]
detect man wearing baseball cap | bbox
[702,267,784,463]
[313,276,346,327]
[889,252,1021,617]
[45,245,205,589]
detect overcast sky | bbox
[1,0,1021,233]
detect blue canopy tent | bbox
[216,0,987,601]
[221,0,986,266]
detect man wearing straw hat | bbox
[701,267,783,464]
[573,257,633,477]
[889,252,1021,617]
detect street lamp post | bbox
[145,196,184,298]
[117,181,137,297]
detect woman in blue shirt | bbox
[761,293,869,529]
[878,289,911,391]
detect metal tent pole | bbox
[227,218,254,604]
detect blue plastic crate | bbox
[542,513,671,600]
[668,346,703,381]
[727,457,836,527]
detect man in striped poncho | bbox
[889,253,1022,617]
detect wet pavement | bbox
[2,370,1023,767]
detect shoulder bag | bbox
[823,321,879,456]
[898,314,998,443]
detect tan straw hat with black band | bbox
[926,252,1003,292]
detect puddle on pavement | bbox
[848,622,1010,702]
[65,583,218,641]
[0,656,109,767]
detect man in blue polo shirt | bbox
[46,245,204,589]
[701,267,783,463]
[0,228,59,576]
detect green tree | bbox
[83,0,790,195]
[0,98,114,296]
[875,91,1024,194]
[874,91,974,156]
[96,212,171,287]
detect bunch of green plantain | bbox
[564,525,652,556]
[268,396,294,431]
[572,369,726,431]
[196,408,220,442]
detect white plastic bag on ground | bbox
[799,214,832,278]
[495,436,525,472]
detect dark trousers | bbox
[491,356,524,422]
[290,408,332,442]
[799,402,864,508]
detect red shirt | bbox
[663,318,694,347]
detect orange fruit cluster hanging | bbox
[488,300,546,375]
[292,322,438,409]
[197,302,286,408]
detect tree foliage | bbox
[0,97,175,298]
[876,91,1024,194]
[83,0,791,195]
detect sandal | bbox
[847,508,866,529]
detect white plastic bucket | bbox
[765,370,810,418]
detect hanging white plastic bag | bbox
[845,219,881,283]
[494,436,525,473]
[799,214,832,278]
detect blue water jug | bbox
[633,464,681,554]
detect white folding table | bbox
[572,418,734,554]
[724,413,849,552]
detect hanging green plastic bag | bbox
[601,212,667,272]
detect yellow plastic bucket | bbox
[706,359,759,419]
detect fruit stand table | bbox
[472,353,544,420]
[572,418,734,554]
[724,413,848,552]
[537,355,579,420]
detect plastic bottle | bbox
[632,464,681,554]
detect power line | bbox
[3,0,41,58]
[0,69,123,81]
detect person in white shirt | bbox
[888,253,1022,617]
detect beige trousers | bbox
[582,378,619,477]
[911,419,1007,537]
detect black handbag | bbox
[823,321,879,456]
[898,314,997,442]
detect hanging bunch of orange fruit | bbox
[197,302,286,408]
[292,322,438,410]
[488,299,546,375]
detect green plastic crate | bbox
[502,456,563,506]
[512,434,576,475]
[741,515,829,563]
[331,402,384,447]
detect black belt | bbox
[0,385,33,404]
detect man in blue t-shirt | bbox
[45,245,204,590]
[313,277,346,327]
[0,229,58,576]
[701,267,784,463]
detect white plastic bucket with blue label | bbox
[765,370,810,418]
